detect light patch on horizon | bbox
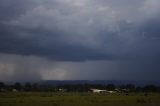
[42,69,67,80]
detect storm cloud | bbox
[0,0,160,81]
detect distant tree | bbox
[77,84,90,92]
[143,85,157,92]
[106,84,115,91]
[126,84,135,92]
[14,82,22,91]
[158,86,160,92]
[24,82,32,91]
[136,86,143,92]
[0,82,5,89]
[32,83,39,91]
[118,85,126,90]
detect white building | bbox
[90,89,107,93]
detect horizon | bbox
[1,80,160,86]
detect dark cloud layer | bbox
[0,0,160,81]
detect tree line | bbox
[0,82,160,93]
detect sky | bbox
[0,0,160,81]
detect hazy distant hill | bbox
[40,80,160,86]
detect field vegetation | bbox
[0,82,160,106]
[0,92,160,106]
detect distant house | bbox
[89,89,117,94]
[115,88,121,92]
[58,88,67,92]
[90,89,107,93]
[121,89,130,93]
[107,91,115,93]
[12,89,18,92]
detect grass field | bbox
[0,92,160,106]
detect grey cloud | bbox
[0,0,160,60]
[140,18,160,39]
[1,53,160,81]
[41,60,160,80]
[0,54,42,81]
[0,0,124,61]
[0,0,160,81]
[0,0,39,21]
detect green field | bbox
[0,92,160,106]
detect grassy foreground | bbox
[0,92,160,106]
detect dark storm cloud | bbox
[0,0,160,81]
[0,0,122,61]
[140,18,160,39]
[0,23,116,61]
[0,0,38,21]
[0,0,160,61]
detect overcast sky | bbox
[0,0,160,81]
